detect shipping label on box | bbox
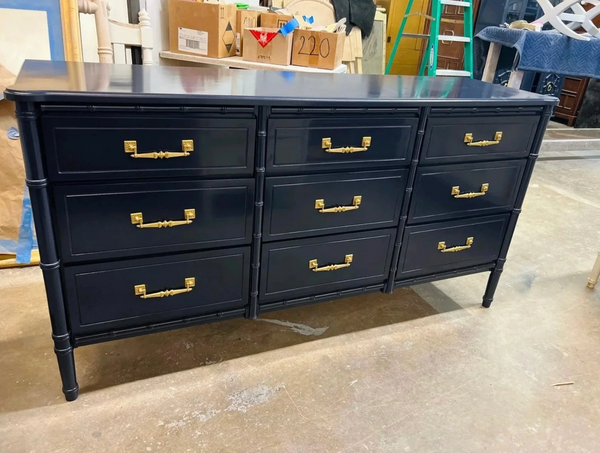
[243,27,292,66]
[178,27,208,55]
[291,29,345,70]
[169,0,237,58]
[236,10,260,56]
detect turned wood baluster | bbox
[78,0,113,63]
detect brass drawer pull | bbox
[124,139,194,159]
[130,209,195,229]
[451,183,489,199]
[438,237,473,253]
[315,196,362,213]
[322,136,371,153]
[134,277,195,299]
[309,254,353,272]
[464,132,502,147]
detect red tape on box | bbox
[249,29,279,48]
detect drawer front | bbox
[260,230,395,302]
[263,170,408,241]
[64,247,250,334]
[267,117,418,174]
[397,215,510,279]
[408,160,526,224]
[421,116,540,164]
[42,115,256,180]
[54,180,254,262]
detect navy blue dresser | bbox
[5,61,557,401]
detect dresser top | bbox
[5,60,557,107]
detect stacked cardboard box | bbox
[243,27,293,66]
[168,2,345,69]
[169,0,237,58]
[236,10,260,56]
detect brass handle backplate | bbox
[309,254,353,272]
[438,237,474,253]
[315,196,362,213]
[464,132,502,147]
[322,136,371,153]
[130,209,195,229]
[124,139,194,159]
[451,183,489,199]
[134,277,195,299]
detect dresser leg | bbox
[587,250,600,289]
[482,268,503,308]
[16,101,79,401]
[54,333,79,401]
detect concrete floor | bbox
[2,158,600,452]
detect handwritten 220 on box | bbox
[291,29,345,70]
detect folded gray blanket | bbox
[476,26,600,79]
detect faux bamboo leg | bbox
[587,251,600,289]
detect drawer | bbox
[397,215,510,279]
[64,247,250,334]
[260,229,395,302]
[421,115,540,164]
[267,117,418,174]
[42,115,256,180]
[54,180,254,262]
[408,160,526,224]
[263,170,408,241]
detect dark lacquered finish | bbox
[42,114,256,180]
[421,115,540,164]
[6,60,556,107]
[408,160,526,224]
[5,61,557,401]
[266,117,417,174]
[64,247,250,334]
[397,214,510,278]
[260,230,395,302]
[263,170,407,241]
[248,106,269,320]
[54,179,254,262]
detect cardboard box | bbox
[243,27,292,66]
[260,11,293,29]
[236,10,260,56]
[291,29,345,70]
[169,0,237,58]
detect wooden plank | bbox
[508,70,524,89]
[362,9,386,74]
[482,42,502,83]
[160,51,347,73]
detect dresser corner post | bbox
[247,105,269,320]
[482,262,503,308]
[384,106,430,294]
[15,101,79,401]
[481,104,552,308]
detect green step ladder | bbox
[385,0,474,78]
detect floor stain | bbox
[225,384,284,413]
[257,318,329,336]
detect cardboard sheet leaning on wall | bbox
[0,64,36,265]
